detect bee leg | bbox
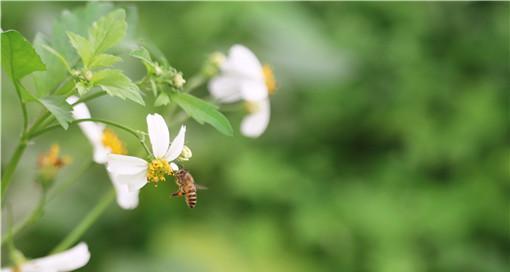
[171,191,183,197]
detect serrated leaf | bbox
[154,92,170,107]
[1,30,46,80]
[67,31,93,65]
[88,53,122,69]
[89,9,127,55]
[32,34,69,97]
[91,69,144,105]
[130,47,152,63]
[169,92,233,136]
[38,96,73,129]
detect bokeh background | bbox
[2,2,509,272]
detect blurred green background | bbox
[2,2,509,272]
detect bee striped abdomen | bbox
[185,189,197,208]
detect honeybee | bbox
[171,169,207,208]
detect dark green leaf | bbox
[38,96,74,129]
[170,92,233,136]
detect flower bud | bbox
[202,52,226,77]
[173,73,186,88]
[37,144,71,189]
[178,145,192,161]
[83,70,93,81]
[154,64,163,76]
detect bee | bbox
[171,169,207,208]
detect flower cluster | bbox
[1,4,277,271]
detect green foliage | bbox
[38,96,74,129]
[1,30,46,100]
[67,9,127,68]
[90,69,145,105]
[170,91,233,136]
[1,30,46,80]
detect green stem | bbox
[1,191,47,245]
[29,118,152,156]
[50,188,115,254]
[1,140,28,200]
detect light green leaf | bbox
[91,69,144,105]
[75,81,88,96]
[154,92,170,107]
[88,53,122,69]
[67,31,93,65]
[32,33,69,97]
[38,96,73,129]
[169,92,233,136]
[89,9,127,55]
[41,44,72,72]
[1,30,46,80]
[129,47,152,63]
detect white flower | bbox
[106,113,185,191]
[66,96,138,210]
[208,44,275,138]
[1,242,90,272]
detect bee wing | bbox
[195,184,208,190]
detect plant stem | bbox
[29,118,152,156]
[1,191,47,245]
[50,188,115,254]
[1,140,28,200]
[183,74,206,93]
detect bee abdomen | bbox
[185,190,197,208]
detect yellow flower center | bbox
[147,159,173,186]
[102,129,127,155]
[262,64,276,95]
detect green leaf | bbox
[67,31,93,65]
[38,96,73,129]
[41,44,72,72]
[154,92,170,107]
[170,92,233,136]
[1,30,46,80]
[89,9,127,55]
[32,33,69,97]
[129,47,152,63]
[88,53,122,69]
[91,69,144,105]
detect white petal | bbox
[240,80,269,101]
[147,113,170,158]
[241,99,270,138]
[222,44,263,80]
[170,162,179,172]
[165,126,186,162]
[208,75,243,103]
[67,96,107,163]
[93,145,110,164]
[15,242,90,272]
[106,154,147,176]
[115,171,148,192]
[108,171,139,209]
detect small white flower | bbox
[67,96,138,210]
[106,113,185,191]
[208,44,275,138]
[1,242,90,272]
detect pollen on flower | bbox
[262,64,276,95]
[147,159,173,186]
[102,129,127,155]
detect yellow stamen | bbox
[262,64,276,95]
[147,159,173,186]
[102,129,127,155]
